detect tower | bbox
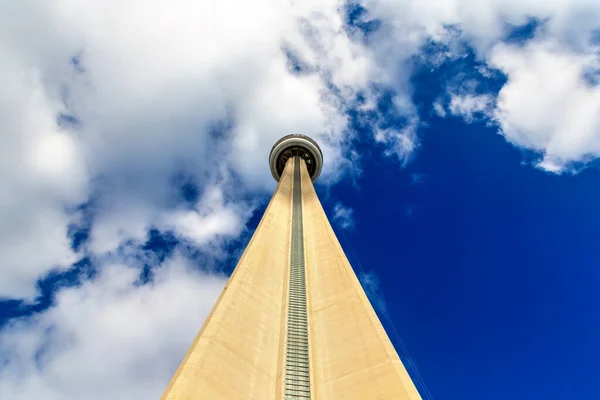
[161,134,422,399]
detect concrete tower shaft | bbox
[162,135,421,400]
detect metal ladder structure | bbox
[284,157,311,399]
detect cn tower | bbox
[161,134,421,399]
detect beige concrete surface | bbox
[161,160,294,400]
[300,160,421,400]
[162,157,422,399]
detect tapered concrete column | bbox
[162,135,422,400]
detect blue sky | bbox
[1,1,600,399]
[328,111,600,398]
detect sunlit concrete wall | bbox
[161,160,294,400]
[300,160,422,400]
[162,157,421,400]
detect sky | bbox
[1,0,600,399]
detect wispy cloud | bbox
[358,271,386,313]
[332,203,355,230]
[448,93,495,123]
[409,172,427,185]
[432,101,446,117]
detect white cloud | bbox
[362,0,600,172]
[489,40,600,171]
[444,37,600,172]
[160,185,249,248]
[358,271,386,312]
[374,117,420,164]
[0,253,226,400]
[433,101,447,117]
[449,93,494,122]
[364,0,600,55]
[0,53,89,299]
[0,0,382,299]
[332,202,355,230]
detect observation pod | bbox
[269,133,323,182]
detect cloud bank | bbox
[368,0,600,172]
[0,254,226,399]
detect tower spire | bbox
[161,135,422,400]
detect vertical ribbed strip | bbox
[284,157,311,399]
